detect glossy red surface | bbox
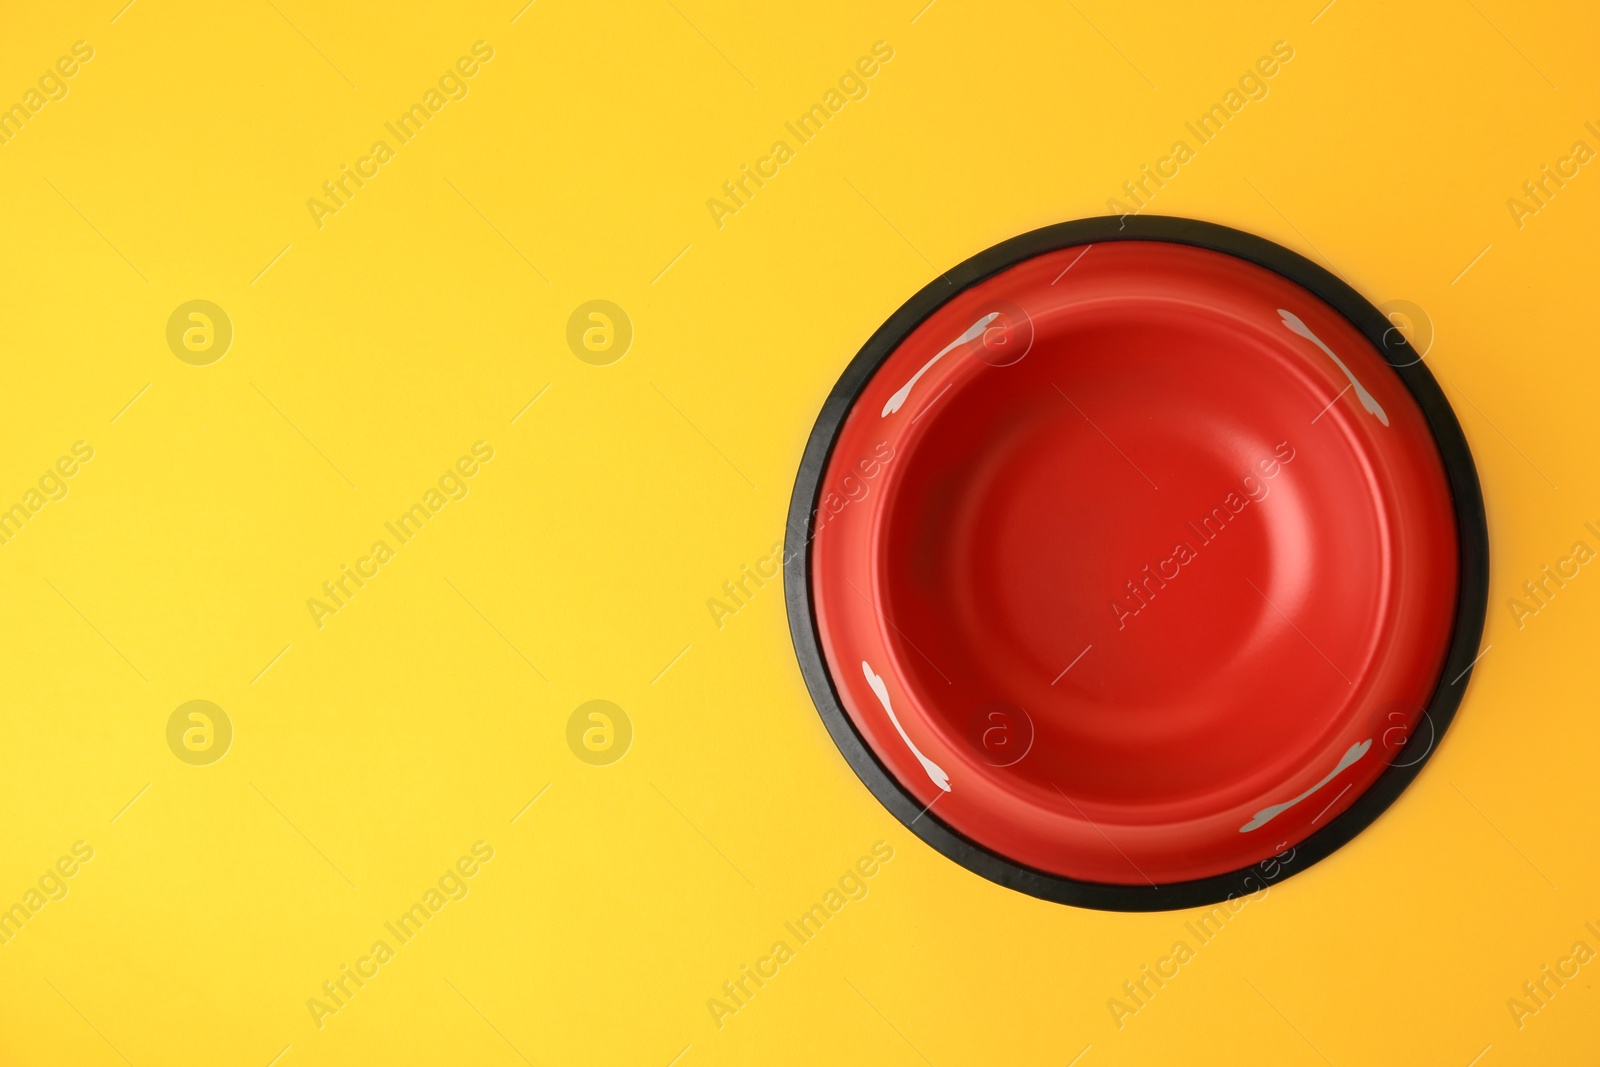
[810,241,1459,884]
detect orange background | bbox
[0,1,1596,1064]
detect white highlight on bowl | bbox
[1240,738,1370,832]
[881,312,999,417]
[1278,308,1389,426]
[862,660,952,792]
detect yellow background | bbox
[1,0,1596,1063]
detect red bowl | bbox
[785,217,1487,910]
